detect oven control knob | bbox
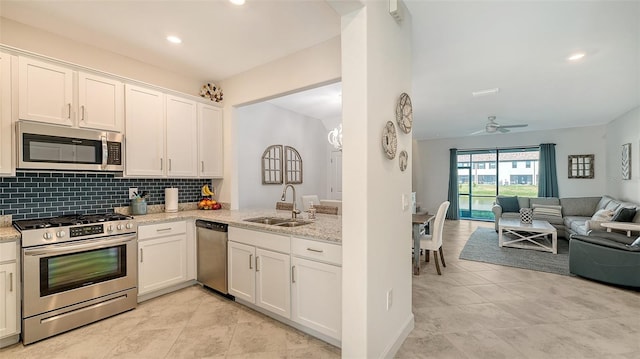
[117,224,124,230]
[126,222,133,229]
[43,232,53,240]
[107,225,113,232]
[56,231,66,238]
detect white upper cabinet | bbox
[197,103,223,178]
[125,84,165,177]
[0,52,14,176]
[18,57,73,126]
[77,72,124,132]
[166,95,198,178]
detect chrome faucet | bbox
[281,184,301,219]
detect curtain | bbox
[538,143,559,197]
[446,148,459,219]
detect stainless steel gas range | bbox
[14,213,138,344]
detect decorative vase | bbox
[520,208,533,224]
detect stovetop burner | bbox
[14,213,133,231]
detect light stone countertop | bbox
[132,209,342,244]
[0,209,342,244]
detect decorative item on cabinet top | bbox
[200,83,223,102]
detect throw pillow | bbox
[612,207,637,222]
[532,204,563,218]
[497,196,520,213]
[591,209,615,222]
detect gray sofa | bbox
[492,195,640,238]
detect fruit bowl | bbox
[198,197,222,210]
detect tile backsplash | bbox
[0,171,210,220]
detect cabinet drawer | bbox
[291,237,341,266]
[0,241,17,262]
[138,220,186,240]
[229,227,290,253]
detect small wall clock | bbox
[382,121,398,159]
[396,92,413,134]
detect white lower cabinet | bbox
[228,227,291,318]
[0,241,19,346]
[291,257,341,340]
[228,227,342,345]
[138,221,188,297]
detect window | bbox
[489,162,496,169]
[512,161,517,169]
[478,163,486,169]
[526,161,531,168]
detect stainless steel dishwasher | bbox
[196,220,229,294]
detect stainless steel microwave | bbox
[17,121,124,171]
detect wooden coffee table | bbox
[498,218,558,254]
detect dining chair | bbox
[419,201,450,275]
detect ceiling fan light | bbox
[166,35,182,44]
[230,0,245,5]
[472,88,500,97]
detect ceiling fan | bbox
[470,116,528,135]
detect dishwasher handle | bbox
[196,220,228,232]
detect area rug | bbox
[459,227,570,276]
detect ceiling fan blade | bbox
[469,129,486,135]
[499,124,528,129]
[498,127,510,133]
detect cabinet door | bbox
[124,84,165,176]
[138,235,187,296]
[197,103,223,178]
[291,257,341,340]
[255,248,291,318]
[18,57,73,126]
[78,72,124,132]
[228,241,255,303]
[0,52,13,176]
[0,262,18,338]
[165,95,197,177]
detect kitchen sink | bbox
[243,217,290,225]
[243,217,311,227]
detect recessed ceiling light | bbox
[230,0,245,5]
[166,36,182,44]
[567,52,585,61]
[471,88,499,97]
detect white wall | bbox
[338,1,414,357]
[414,125,608,214]
[606,106,640,202]
[236,102,328,209]
[218,37,341,208]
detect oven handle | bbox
[23,235,136,257]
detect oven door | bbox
[22,234,137,318]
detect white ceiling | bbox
[1,1,638,140]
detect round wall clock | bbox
[399,150,408,171]
[396,92,413,134]
[382,121,397,159]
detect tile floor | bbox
[2,220,639,358]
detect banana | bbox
[201,184,215,196]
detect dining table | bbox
[412,213,434,275]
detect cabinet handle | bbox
[201,161,204,172]
[81,105,85,121]
[9,272,13,292]
[160,158,163,170]
[249,254,253,269]
[291,266,296,283]
[140,248,143,263]
[156,228,172,232]
[67,103,71,119]
[306,247,324,253]
[256,256,260,272]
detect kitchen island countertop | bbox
[132,209,342,244]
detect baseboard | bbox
[381,313,414,358]
[0,334,20,349]
[137,280,198,303]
